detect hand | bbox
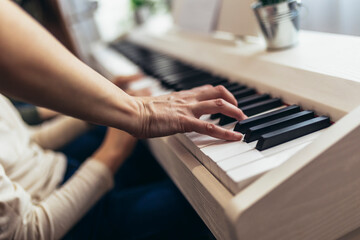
[36,106,59,120]
[92,127,137,174]
[132,85,247,140]
[112,73,143,90]
[126,88,152,97]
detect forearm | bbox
[30,116,90,150]
[38,159,113,239]
[0,1,139,132]
[0,1,246,140]
[2,159,113,240]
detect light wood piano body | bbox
[91,26,360,240]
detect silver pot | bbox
[252,0,302,50]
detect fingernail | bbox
[237,113,248,121]
[233,132,243,140]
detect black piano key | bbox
[242,98,283,116]
[162,71,208,83]
[234,105,301,133]
[162,71,206,83]
[221,82,238,90]
[226,84,247,92]
[165,74,213,89]
[153,66,191,76]
[218,98,283,126]
[150,64,192,76]
[161,74,207,88]
[210,94,270,120]
[237,94,271,108]
[172,75,217,87]
[256,116,331,151]
[244,110,315,143]
[210,113,222,120]
[137,54,169,63]
[174,77,228,91]
[218,115,238,126]
[162,70,202,81]
[233,88,257,100]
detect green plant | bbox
[130,0,152,10]
[130,0,168,13]
[259,0,288,6]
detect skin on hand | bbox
[131,85,248,141]
[36,107,59,120]
[0,2,245,142]
[91,88,148,174]
[112,73,144,89]
[126,88,152,97]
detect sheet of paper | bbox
[176,0,222,34]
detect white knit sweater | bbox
[0,95,113,239]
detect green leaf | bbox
[259,0,288,6]
[131,0,151,9]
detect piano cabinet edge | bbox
[90,32,360,239]
[127,30,360,122]
[147,108,360,240]
[226,105,360,240]
[146,136,238,240]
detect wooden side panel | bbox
[147,136,237,240]
[231,106,360,240]
[339,227,360,240]
[91,28,360,239]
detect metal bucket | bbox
[252,0,301,50]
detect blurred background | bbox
[14,0,360,62]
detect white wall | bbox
[301,0,360,36]
[94,0,132,42]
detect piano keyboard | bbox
[110,40,332,194]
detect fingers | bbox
[194,85,238,107]
[126,88,152,97]
[184,118,243,141]
[192,98,247,121]
[113,73,143,82]
[112,73,144,88]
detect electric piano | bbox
[91,26,360,240]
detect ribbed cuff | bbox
[40,159,114,240]
[82,158,114,190]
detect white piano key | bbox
[180,108,297,169]
[96,43,335,197]
[128,76,160,90]
[188,106,289,163]
[200,119,322,173]
[200,114,212,121]
[245,105,287,118]
[226,141,312,193]
[192,105,287,156]
[217,129,324,174]
[191,122,237,148]
[128,76,171,96]
[177,118,223,156]
[151,85,171,96]
[91,43,140,76]
[174,133,202,161]
[201,141,257,173]
[177,121,240,167]
[201,140,256,162]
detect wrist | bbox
[92,147,122,175]
[123,95,148,137]
[112,91,142,132]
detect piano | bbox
[90,25,360,240]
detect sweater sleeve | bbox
[0,159,113,240]
[30,116,90,150]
